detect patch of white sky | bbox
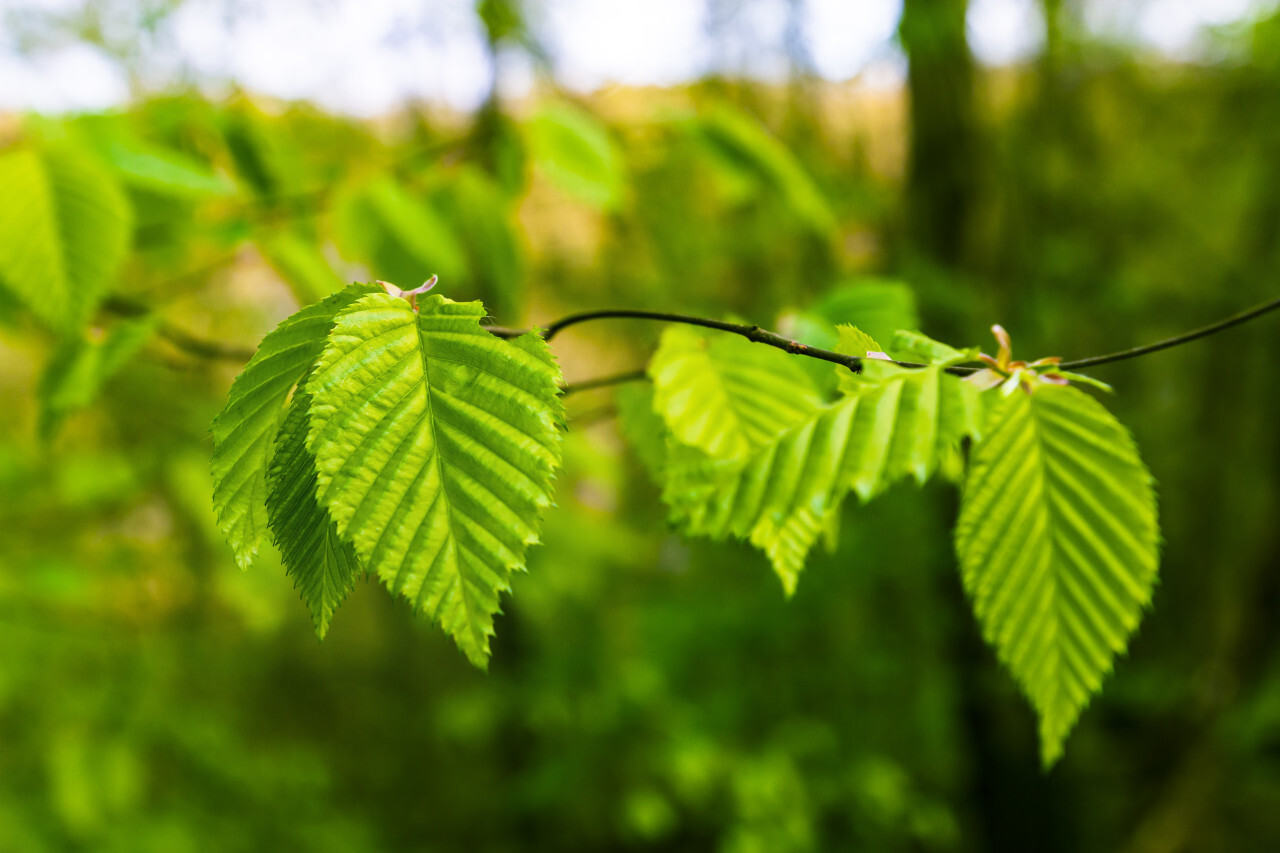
[1087,0,1276,55]
[0,0,1271,115]
[539,0,712,89]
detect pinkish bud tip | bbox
[379,275,438,311]
[405,275,438,296]
[991,324,1011,352]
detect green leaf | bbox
[749,505,835,595]
[210,283,379,570]
[526,103,626,210]
[38,317,156,439]
[784,280,921,392]
[265,390,362,639]
[648,325,824,461]
[305,293,564,667]
[955,385,1159,767]
[890,330,979,366]
[834,324,884,358]
[0,144,132,333]
[813,280,920,350]
[1053,370,1114,393]
[667,365,978,591]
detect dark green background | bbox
[2,2,1279,850]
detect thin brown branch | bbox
[1059,295,1280,370]
[524,294,1280,381]
[526,308,973,375]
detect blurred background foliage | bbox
[2,0,1280,850]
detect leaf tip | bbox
[233,549,256,573]
[1040,737,1065,772]
[464,647,492,672]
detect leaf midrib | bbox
[413,314,480,643]
[1026,391,1085,726]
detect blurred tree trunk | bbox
[900,2,1072,849]
[1041,0,1064,81]
[899,0,976,267]
[1034,0,1080,138]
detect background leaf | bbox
[331,177,467,289]
[425,165,524,316]
[69,114,236,199]
[258,230,347,304]
[691,103,836,236]
[38,317,155,439]
[526,102,626,210]
[0,144,132,333]
[616,383,670,481]
[812,280,920,352]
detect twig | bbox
[483,325,525,339]
[561,369,648,396]
[1059,295,1280,370]
[537,308,973,375]
[106,292,1280,387]
[102,296,256,363]
[542,310,869,371]
[567,403,619,427]
[529,294,1280,380]
[154,325,256,362]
